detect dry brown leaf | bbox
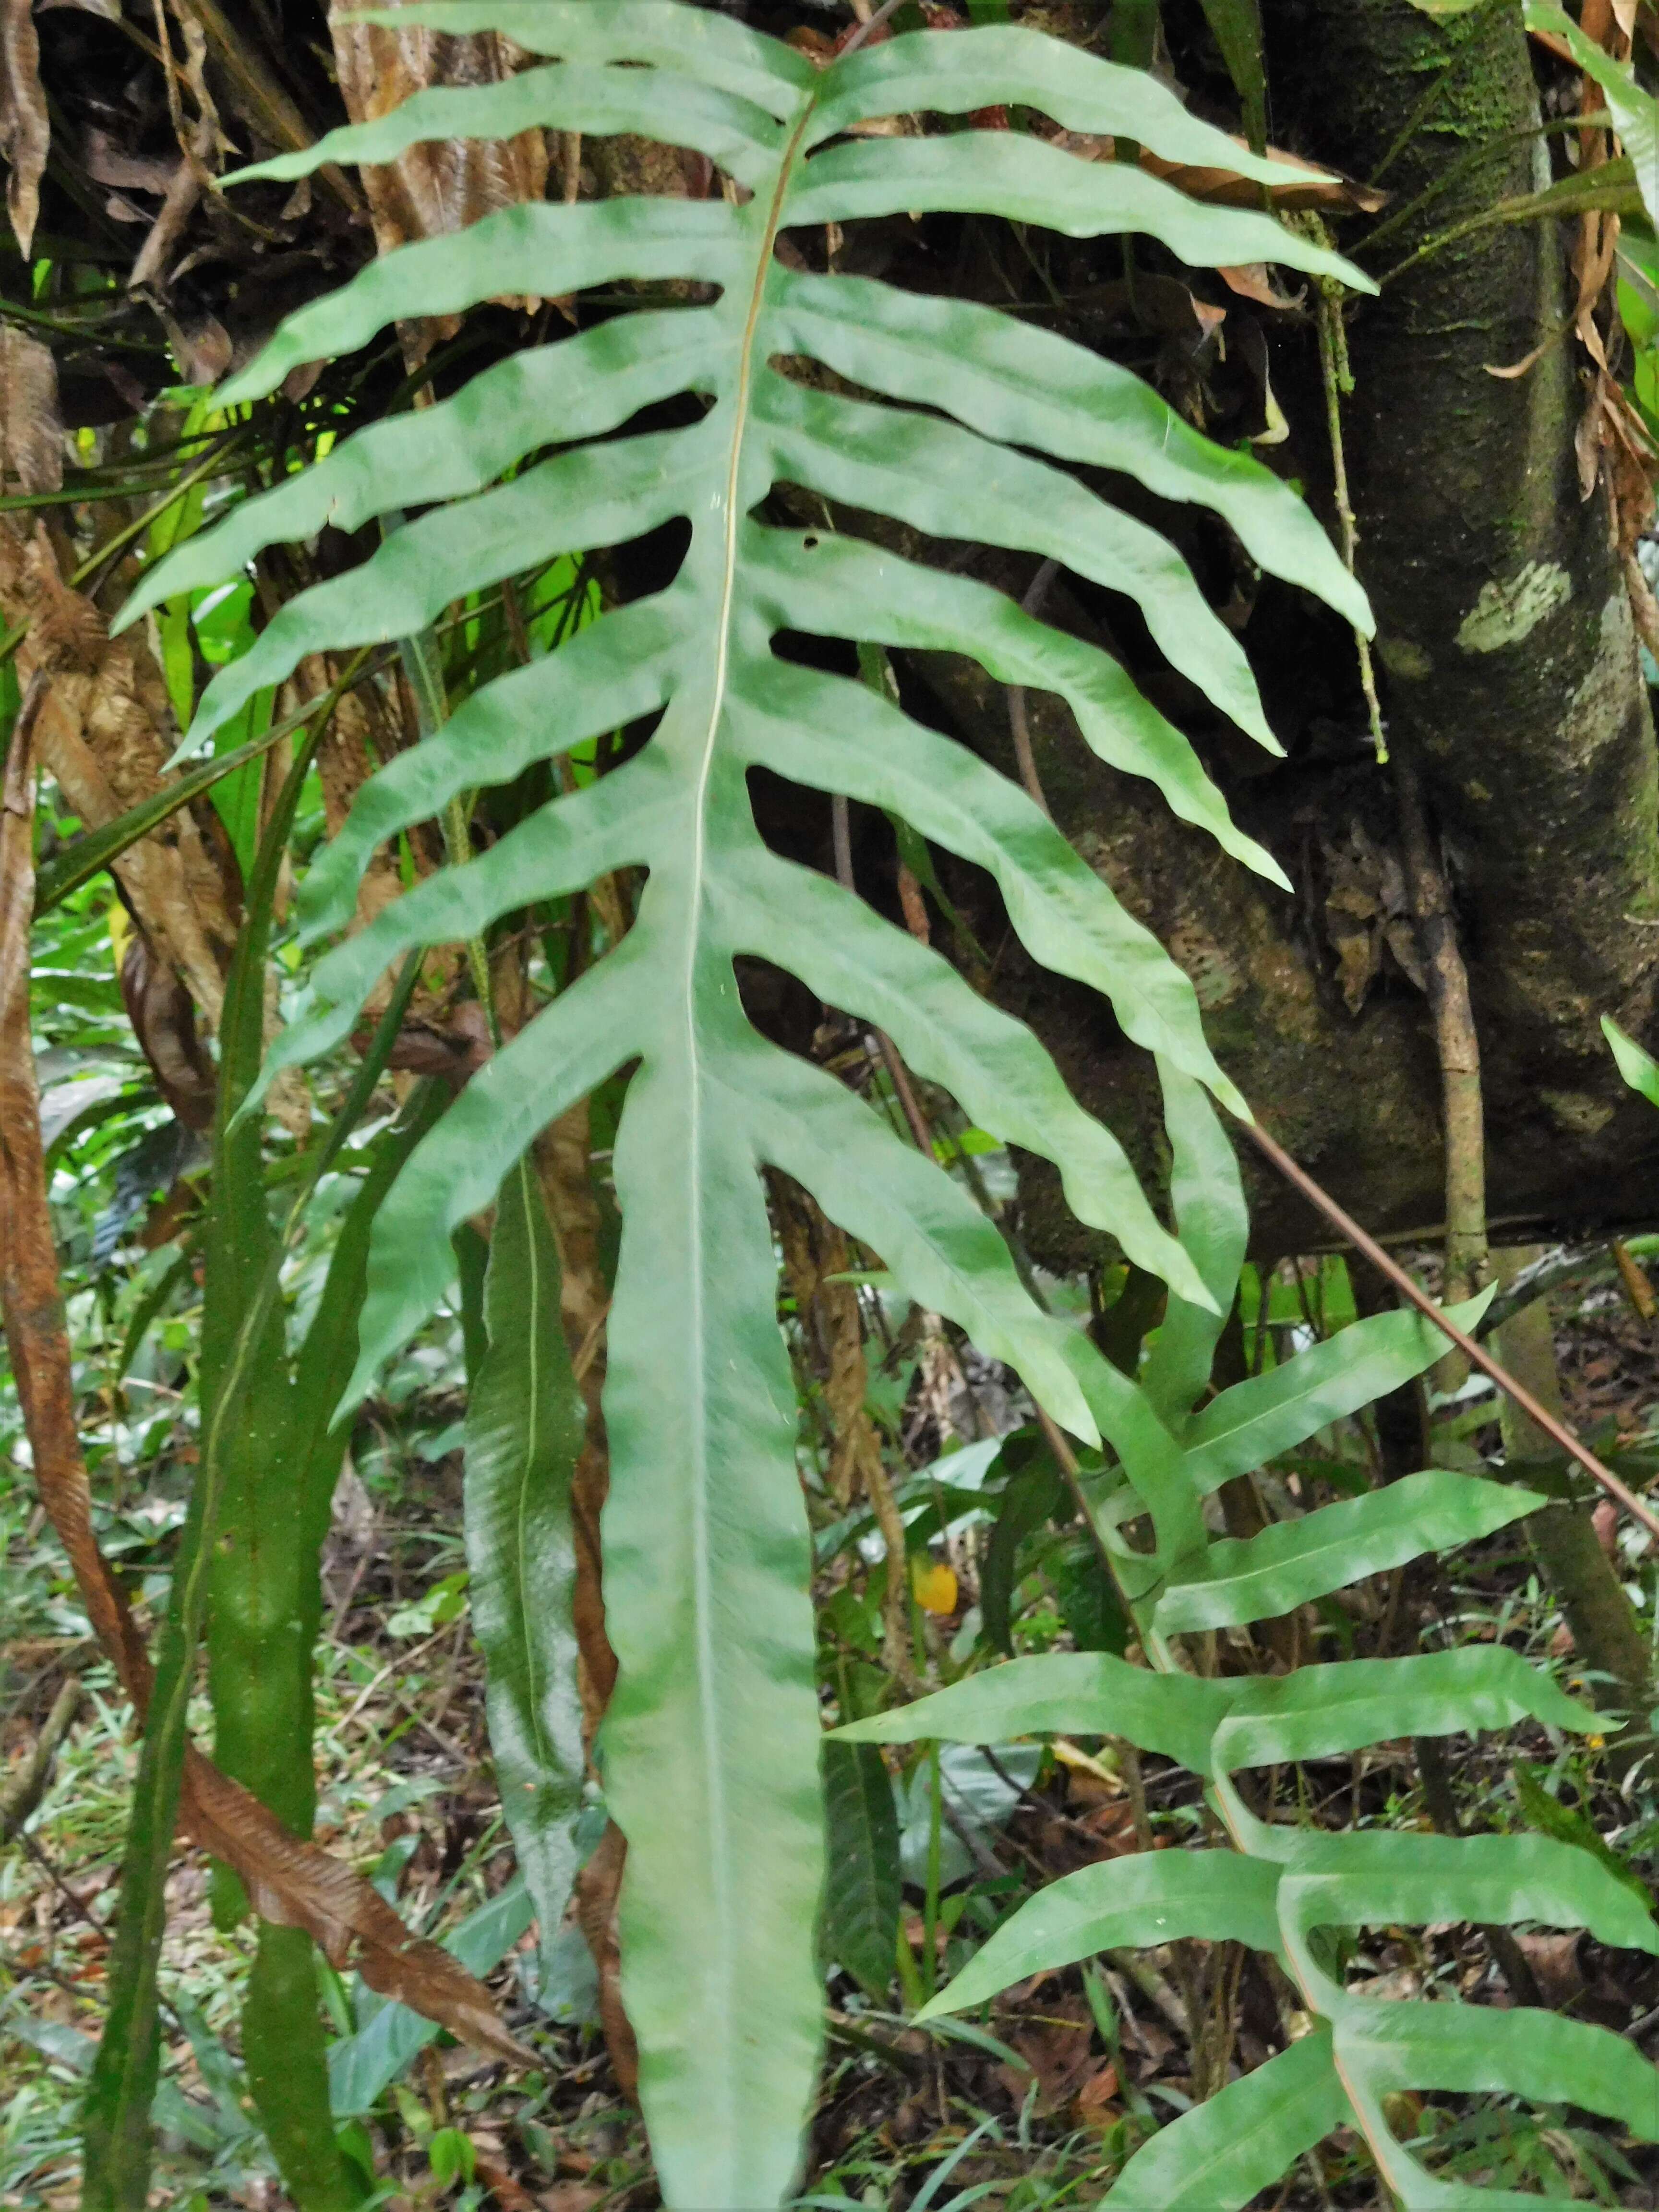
[1514,1929,1585,2009]
[572,1817,637,2096]
[0,325,62,494]
[0,379,240,1033]
[1323,820,1419,1013]
[84,131,180,195]
[1074,2058,1120,2120]
[471,2150,541,2212]
[532,1098,616,1728]
[0,0,48,256]
[537,2186,609,2212]
[156,303,232,384]
[1218,262,1303,311]
[0,715,536,2072]
[119,932,216,1130]
[1050,128,1384,214]
[328,0,549,363]
[172,0,348,204]
[993,1992,1096,2115]
[129,121,216,296]
[0,517,240,1026]
[533,1097,638,2095]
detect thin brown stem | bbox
[1242,1120,1659,1542]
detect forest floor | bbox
[5,1263,1659,2211]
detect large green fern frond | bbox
[848,1080,1659,2209]
[121,10,1375,2199]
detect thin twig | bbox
[838,0,906,59]
[1394,755,1487,1311]
[1309,240,1387,763]
[0,1677,84,1844]
[1242,1119,1659,1542]
[1007,558,1059,817]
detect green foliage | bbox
[821,1741,902,2001]
[120,4,1374,2200]
[464,1160,586,1991]
[1605,1012,1659,1109]
[840,1083,1659,2210]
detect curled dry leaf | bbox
[530,1098,639,2094]
[0,710,536,2072]
[1218,262,1305,311]
[119,931,216,1130]
[0,325,238,1033]
[5,521,239,1022]
[327,0,549,361]
[1052,130,1385,215]
[0,0,47,255]
[0,326,63,494]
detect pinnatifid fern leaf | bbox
[843,1081,1659,2209]
[123,7,1376,2200]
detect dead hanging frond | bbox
[0,327,63,497]
[326,0,549,363]
[0,0,48,255]
[0,334,241,1034]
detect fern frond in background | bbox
[843,1079,1659,2209]
[120,5,1373,2197]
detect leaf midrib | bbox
[677,82,819,2142]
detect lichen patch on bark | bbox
[1456,561,1573,654]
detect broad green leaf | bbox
[125,15,1377,2198]
[1213,1647,1600,1775]
[1514,1759,1656,1908]
[1104,2029,1347,2211]
[84,747,321,2211]
[237,64,788,192]
[804,22,1284,173]
[1604,1012,1659,1108]
[1337,2002,1659,2142]
[765,273,1370,632]
[120,316,732,638]
[1140,1062,1249,1430]
[1152,1470,1541,1634]
[466,1158,586,1987]
[821,1742,901,2002]
[729,849,1212,1304]
[600,1049,824,2211]
[297,0,820,114]
[1180,1288,1497,1494]
[784,139,1372,289]
[728,658,1251,1117]
[918,1851,1282,2020]
[1273,1829,1659,1958]
[834,1652,1232,1780]
[244,1928,357,2212]
[757,376,1273,749]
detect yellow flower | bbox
[911,1557,959,1617]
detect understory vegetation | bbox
[5,0,1659,2207]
